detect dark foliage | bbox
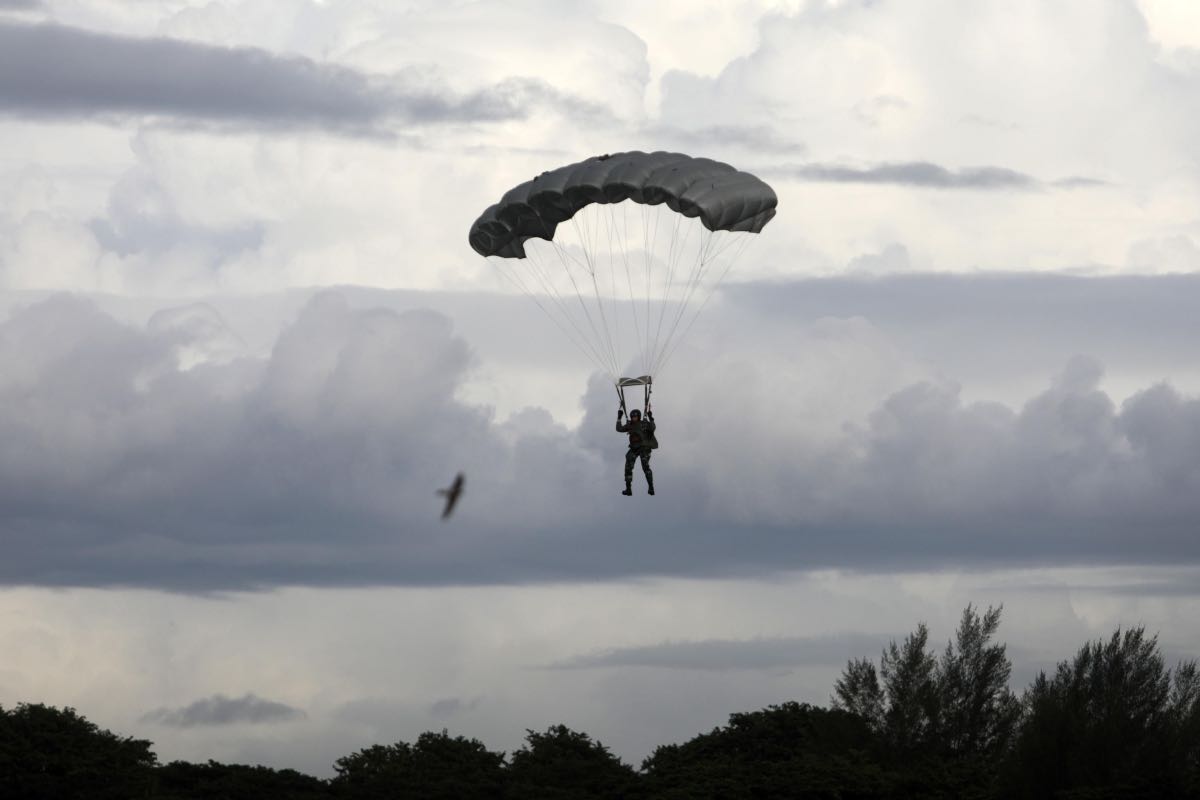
[155,759,330,799]
[507,724,640,799]
[0,702,156,800]
[937,605,1022,759]
[831,604,1021,798]
[3,606,1199,799]
[642,701,892,799]
[331,729,505,799]
[1172,661,1200,795]
[1000,626,1200,799]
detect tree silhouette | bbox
[832,605,1021,797]
[1001,626,1199,799]
[879,622,940,753]
[833,656,884,732]
[642,701,892,799]
[935,605,1020,758]
[4,607,1200,799]
[330,730,504,799]
[1170,660,1200,796]
[834,623,941,754]
[0,702,156,800]
[155,759,330,799]
[506,724,639,799]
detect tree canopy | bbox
[0,702,155,800]
[2,606,1197,799]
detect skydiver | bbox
[616,407,656,496]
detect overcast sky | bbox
[3,0,1200,777]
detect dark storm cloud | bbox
[2,276,1200,591]
[554,633,887,671]
[0,22,585,129]
[718,272,1200,384]
[142,693,305,727]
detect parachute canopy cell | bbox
[468,151,778,259]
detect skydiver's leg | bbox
[640,449,654,495]
[623,448,636,496]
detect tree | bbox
[833,657,884,732]
[331,731,505,799]
[642,702,892,799]
[1169,660,1200,796]
[1001,626,1193,799]
[506,724,639,799]
[0,702,156,800]
[833,605,1022,798]
[330,742,411,799]
[879,622,939,753]
[405,730,506,799]
[154,759,331,799]
[936,604,1021,759]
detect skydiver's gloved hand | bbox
[617,409,624,418]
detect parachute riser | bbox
[616,375,652,418]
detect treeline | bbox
[2,605,1198,799]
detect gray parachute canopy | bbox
[468,151,777,258]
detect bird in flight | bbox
[437,473,465,520]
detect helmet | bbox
[629,409,641,418]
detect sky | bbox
[3,0,1200,777]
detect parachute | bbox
[469,151,777,411]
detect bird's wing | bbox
[440,474,465,518]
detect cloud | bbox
[0,0,41,11]
[0,21,596,131]
[142,693,305,727]
[331,694,484,732]
[960,113,1021,131]
[2,277,1200,591]
[1127,234,1200,273]
[639,124,807,155]
[983,570,1200,598]
[769,161,1043,190]
[846,242,912,275]
[429,696,482,719]
[0,291,601,590]
[554,633,888,671]
[718,272,1200,392]
[1052,176,1114,189]
[86,164,266,261]
[652,0,1199,254]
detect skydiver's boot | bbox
[622,478,633,496]
[647,475,655,496]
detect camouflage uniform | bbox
[616,413,656,489]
